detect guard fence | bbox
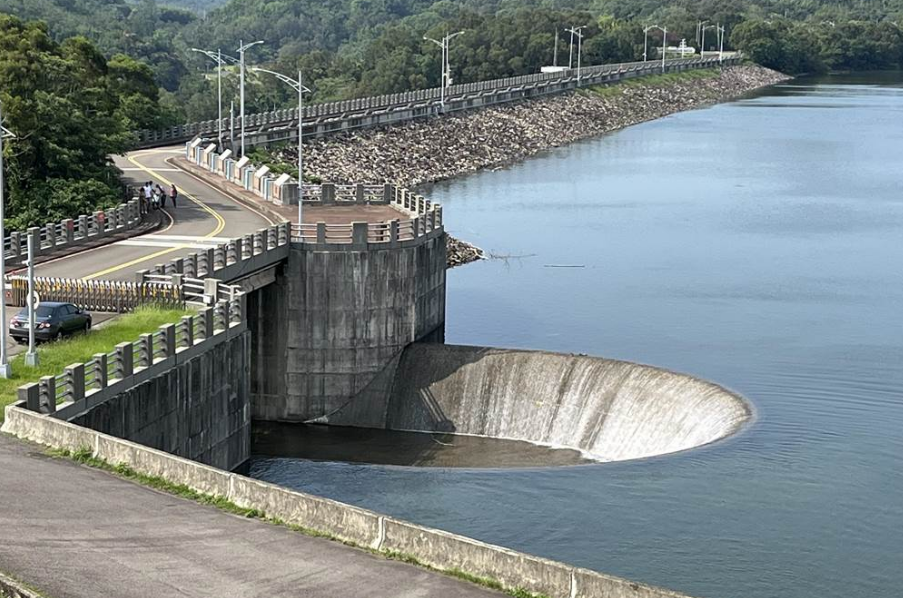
[16,276,245,417]
[2,199,143,266]
[136,56,737,148]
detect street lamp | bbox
[0,101,13,378]
[701,24,717,58]
[718,25,726,62]
[237,39,264,157]
[252,67,310,227]
[424,31,465,112]
[565,26,586,85]
[190,48,239,149]
[644,25,667,72]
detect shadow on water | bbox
[251,421,592,468]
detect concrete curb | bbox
[0,571,44,598]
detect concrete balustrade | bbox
[2,199,143,266]
[136,56,740,149]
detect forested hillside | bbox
[0,0,901,123]
[0,14,165,228]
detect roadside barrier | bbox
[14,276,244,416]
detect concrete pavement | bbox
[0,435,501,598]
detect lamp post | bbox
[252,68,310,227]
[190,48,238,149]
[718,25,726,62]
[644,25,667,72]
[565,26,586,85]
[0,101,13,378]
[701,24,717,58]
[24,233,37,367]
[237,39,264,157]
[424,31,465,112]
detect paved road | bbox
[30,148,275,282]
[0,435,500,598]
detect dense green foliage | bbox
[1,0,902,124]
[0,15,164,228]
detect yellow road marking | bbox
[83,150,227,280]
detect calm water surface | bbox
[251,73,903,598]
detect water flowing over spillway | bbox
[386,344,751,462]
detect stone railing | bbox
[3,199,143,266]
[135,222,291,284]
[136,55,738,148]
[183,145,444,248]
[16,276,245,418]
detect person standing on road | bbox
[169,184,178,208]
[156,183,167,208]
[143,182,153,209]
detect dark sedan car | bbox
[9,302,92,343]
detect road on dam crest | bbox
[0,148,503,598]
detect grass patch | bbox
[48,447,550,598]
[587,68,720,97]
[0,306,192,420]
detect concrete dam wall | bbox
[378,344,751,462]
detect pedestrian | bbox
[156,184,167,208]
[143,181,153,208]
[169,184,178,208]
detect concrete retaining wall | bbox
[2,405,701,598]
[66,330,251,471]
[250,232,447,423]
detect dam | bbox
[249,72,903,598]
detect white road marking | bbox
[148,234,234,243]
[120,167,182,172]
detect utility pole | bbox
[237,40,264,157]
[0,101,13,378]
[252,67,310,226]
[553,29,558,67]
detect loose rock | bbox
[268,65,789,268]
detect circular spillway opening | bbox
[253,346,752,468]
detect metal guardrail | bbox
[135,56,737,147]
[6,276,185,313]
[17,276,245,415]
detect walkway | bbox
[1,148,499,598]
[0,435,499,598]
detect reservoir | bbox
[251,72,903,598]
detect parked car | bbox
[9,302,92,343]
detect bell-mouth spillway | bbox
[306,343,753,465]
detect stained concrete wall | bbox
[68,331,251,471]
[3,404,706,598]
[327,343,751,462]
[250,232,446,422]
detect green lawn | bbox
[0,306,192,421]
